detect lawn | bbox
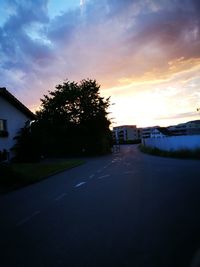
[0,159,84,192]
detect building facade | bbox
[113,125,141,144]
[168,120,200,136]
[0,88,35,160]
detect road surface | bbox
[0,145,200,266]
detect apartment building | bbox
[168,120,200,136]
[141,120,200,141]
[113,125,141,143]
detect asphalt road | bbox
[0,145,200,267]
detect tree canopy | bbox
[28,79,112,157]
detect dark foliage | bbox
[13,79,112,160]
[0,163,25,188]
[0,130,9,137]
[12,123,41,162]
[0,149,9,162]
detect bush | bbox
[0,149,9,162]
[139,144,200,159]
[0,163,25,188]
[12,125,41,163]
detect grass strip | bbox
[139,144,200,159]
[0,159,84,192]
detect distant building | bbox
[113,120,200,147]
[168,120,200,136]
[141,126,159,139]
[150,127,171,138]
[113,125,141,144]
[0,87,35,160]
[141,120,200,141]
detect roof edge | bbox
[0,87,36,120]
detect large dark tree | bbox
[33,79,112,156]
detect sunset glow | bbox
[0,0,200,127]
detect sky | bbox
[0,0,200,128]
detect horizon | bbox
[112,118,200,129]
[0,0,200,127]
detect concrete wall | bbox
[143,135,200,151]
[0,96,31,156]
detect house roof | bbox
[156,127,173,136]
[0,87,36,120]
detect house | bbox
[150,127,172,138]
[141,126,159,139]
[113,125,141,144]
[0,87,35,161]
[141,121,200,151]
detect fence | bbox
[142,135,200,151]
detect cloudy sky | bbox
[0,0,200,127]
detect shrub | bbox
[139,144,200,159]
[0,163,25,188]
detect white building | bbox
[0,87,35,160]
[150,128,166,138]
[141,126,159,139]
[141,121,200,151]
[150,127,172,138]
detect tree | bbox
[11,122,41,162]
[34,79,112,156]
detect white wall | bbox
[143,135,200,151]
[0,96,31,155]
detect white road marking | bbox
[98,174,110,179]
[16,211,40,227]
[54,193,67,201]
[74,182,86,188]
[112,158,120,163]
[89,174,95,179]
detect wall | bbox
[127,127,138,141]
[143,135,200,151]
[0,96,30,156]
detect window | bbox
[0,119,7,131]
[0,119,8,137]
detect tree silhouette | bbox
[34,79,112,156]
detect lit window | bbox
[0,119,7,131]
[0,119,8,137]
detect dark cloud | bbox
[6,0,49,23]
[0,0,52,74]
[1,0,199,74]
[47,8,81,44]
[157,111,199,120]
[191,0,200,13]
[129,2,199,44]
[1,0,200,107]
